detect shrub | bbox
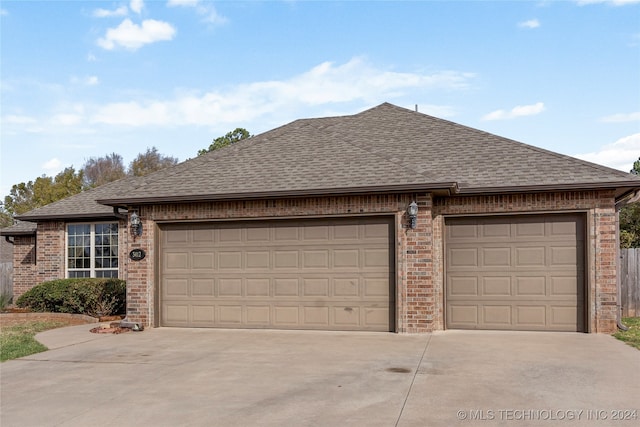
[16,278,126,317]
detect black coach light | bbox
[407,201,418,229]
[130,211,142,236]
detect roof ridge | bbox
[305,103,440,181]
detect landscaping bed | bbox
[0,312,99,328]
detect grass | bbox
[613,317,640,350]
[0,320,67,362]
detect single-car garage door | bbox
[445,214,585,332]
[159,217,394,331]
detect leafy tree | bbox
[129,147,179,177]
[619,157,640,248]
[83,152,126,187]
[198,128,251,156]
[2,167,84,220]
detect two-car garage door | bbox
[159,217,394,331]
[445,214,586,332]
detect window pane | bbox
[68,223,119,279]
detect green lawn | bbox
[0,320,67,362]
[613,317,640,350]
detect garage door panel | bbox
[274,251,299,268]
[515,247,546,267]
[483,222,511,238]
[449,248,478,267]
[334,278,359,296]
[446,214,585,332]
[551,275,582,296]
[164,304,189,324]
[515,221,546,238]
[303,278,330,297]
[483,277,512,296]
[192,252,215,269]
[246,278,270,297]
[192,306,214,323]
[482,247,511,266]
[333,249,359,267]
[515,276,545,296]
[192,278,215,296]
[165,251,189,270]
[550,246,579,266]
[516,306,547,327]
[448,304,479,326]
[164,279,188,297]
[303,250,329,268]
[218,251,242,269]
[160,218,394,331]
[483,305,512,326]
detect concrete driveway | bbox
[1,327,638,427]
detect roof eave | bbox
[14,212,120,222]
[97,182,461,206]
[457,181,640,197]
[0,229,36,237]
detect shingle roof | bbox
[14,103,640,221]
[98,102,640,205]
[13,176,137,222]
[0,221,37,236]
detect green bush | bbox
[16,278,126,317]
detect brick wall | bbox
[12,190,618,333]
[127,194,426,330]
[12,236,36,299]
[11,219,127,301]
[123,190,618,333]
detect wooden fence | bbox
[0,262,13,300]
[620,248,640,318]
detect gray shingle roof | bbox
[13,176,137,222]
[14,103,640,221]
[98,102,640,205]
[0,220,37,236]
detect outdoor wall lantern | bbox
[130,211,142,236]
[407,201,418,229]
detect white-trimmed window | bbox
[67,223,119,278]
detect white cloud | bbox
[168,0,227,25]
[97,18,176,50]
[2,114,37,125]
[92,101,171,126]
[87,52,97,62]
[42,158,62,171]
[574,133,640,172]
[71,76,99,86]
[130,0,144,14]
[93,6,128,18]
[518,19,540,29]
[600,111,640,123]
[482,102,545,120]
[90,58,474,126]
[50,114,83,126]
[576,0,640,5]
[167,0,199,6]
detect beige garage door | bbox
[159,217,394,331]
[445,214,585,332]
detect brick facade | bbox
[13,190,619,333]
[10,220,127,300]
[122,190,618,333]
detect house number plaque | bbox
[129,249,146,261]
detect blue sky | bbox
[1,0,639,197]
